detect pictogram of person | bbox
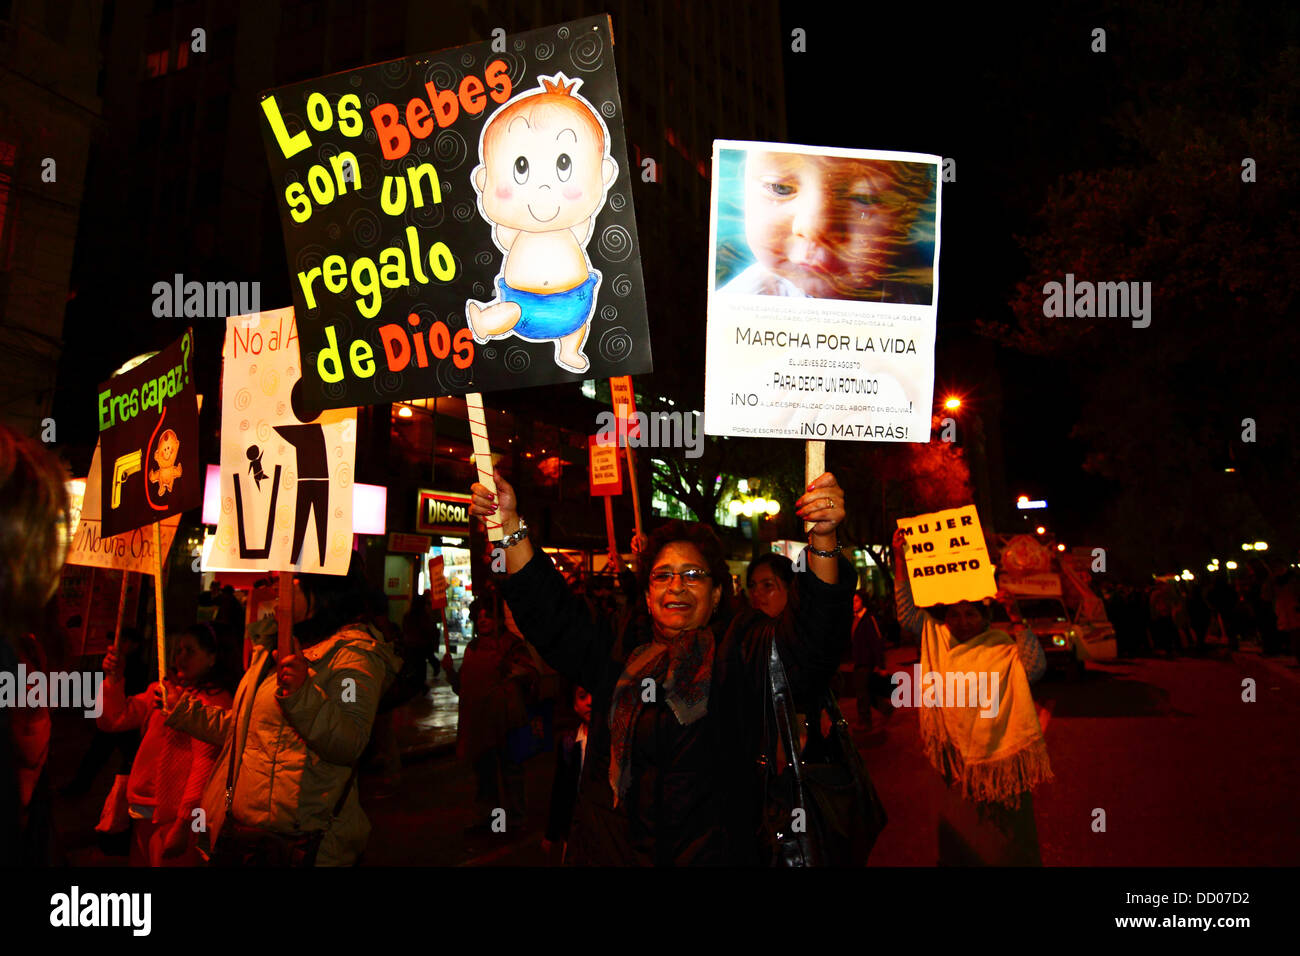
[273,379,330,566]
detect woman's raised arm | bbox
[472,470,610,690]
[892,527,930,638]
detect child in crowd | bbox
[719,150,935,303]
[543,684,591,864]
[98,624,235,866]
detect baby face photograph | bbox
[713,145,939,305]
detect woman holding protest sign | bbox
[163,553,401,866]
[469,468,855,865]
[891,526,1050,865]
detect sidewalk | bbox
[392,669,460,760]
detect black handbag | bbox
[761,638,887,866]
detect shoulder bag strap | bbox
[766,636,808,809]
[225,649,361,820]
[224,649,277,812]
[333,762,360,817]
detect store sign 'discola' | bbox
[257,16,652,415]
[417,489,472,536]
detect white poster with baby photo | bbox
[206,308,357,576]
[703,140,941,443]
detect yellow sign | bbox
[897,504,996,606]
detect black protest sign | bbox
[97,331,201,538]
[257,15,651,415]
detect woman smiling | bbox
[470,469,855,865]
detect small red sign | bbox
[589,435,623,496]
[388,532,432,554]
[427,554,448,610]
[609,375,641,444]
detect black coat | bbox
[502,549,854,866]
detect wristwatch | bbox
[500,515,529,549]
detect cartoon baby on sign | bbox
[148,429,183,496]
[466,73,617,374]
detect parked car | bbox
[994,594,1087,680]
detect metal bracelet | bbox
[499,516,529,549]
[806,536,842,559]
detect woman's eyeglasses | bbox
[649,568,712,587]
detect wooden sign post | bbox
[804,440,825,532]
[466,392,502,543]
[277,570,294,663]
[76,566,97,661]
[151,522,168,708]
[603,496,619,564]
[112,571,134,655]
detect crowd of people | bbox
[3,421,1292,867]
[1101,563,1300,660]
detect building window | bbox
[145,49,169,77]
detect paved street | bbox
[359,639,1300,866]
[864,642,1300,866]
[50,641,1300,867]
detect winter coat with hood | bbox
[165,615,400,866]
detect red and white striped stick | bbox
[465,391,502,541]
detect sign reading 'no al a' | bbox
[208,310,357,576]
[897,504,996,606]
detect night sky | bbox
[781,5,1125,536]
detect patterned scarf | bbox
[918,625,1052,807]
[607,624,714,808]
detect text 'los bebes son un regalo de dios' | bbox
[258,59,513,384]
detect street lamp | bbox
[1035,526,1046,535]
[943,396,962,411]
